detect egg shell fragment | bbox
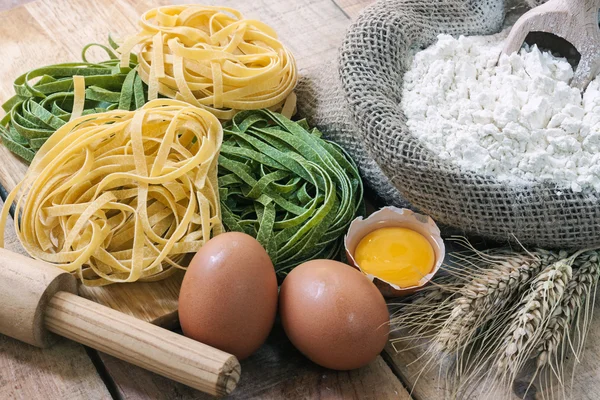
[279,260,390,371]
[344,207,445,297]
[178,232,278,360]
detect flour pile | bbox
[402,31,600,193]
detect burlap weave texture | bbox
[297,0,600,248]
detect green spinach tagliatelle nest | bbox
[0,39,145,162]
[218,110,364,274]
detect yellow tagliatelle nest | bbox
[0,99,223,286]
[119,5,298,119]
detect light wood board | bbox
[0,0,34,12]
[0,0,365,327]
[0,0,185,326]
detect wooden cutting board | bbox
[0,0,185,327]
[0,0,352,326]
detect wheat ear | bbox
[494,255,575,391]
[389,276,460,350]
[536,251,600,369]
[435,250,562,354]
[533,250,600,400]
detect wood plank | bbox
[562,307,600,400]
[0,339,111,400]
[24,0,170,59]
[174,0,352,70]
[333,0,374,19]
[383,337,510,400]
[98,322,411,400]
[0,199,112,400]
[0,6,68,190]
[0,0,34,11]
[77,272,183,329]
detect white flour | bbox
[402,31,600,193]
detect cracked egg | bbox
[344,207,445,297]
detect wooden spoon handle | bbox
[45,291,240,397]
[562,0,600,16]
[503,0,600,89]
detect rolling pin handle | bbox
[45,292,240,397]
[0,248,240,396]
[0,248,77,347]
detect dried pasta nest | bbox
[120,5,298,120]
[299,0,600,248]
[1,99,223,286]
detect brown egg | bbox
[279,260,390,370]
[179,232,278,360]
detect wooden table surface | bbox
[0,1,406,399]
[2,0,599,399]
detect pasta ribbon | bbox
[120,5,298,120]
[0,99,223,286]
[218,110,364,274]
[0,40,145,163]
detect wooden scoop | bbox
[503,0,600,90]
[0,248,240,397]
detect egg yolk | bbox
[354,227,435,288]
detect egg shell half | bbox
[179,232,278,360]
[279,260,390,371]
[344,207,445,297]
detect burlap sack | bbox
[297,0,600,249]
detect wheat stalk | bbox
[389,249,531,349]
[390,246,600,400]
[435,250,563,354]
[536,251,599,368]
[433,250,564,397]
[536,251,600,387]
[389,276,460,349]
[494,255,575,389]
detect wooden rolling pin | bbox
[503,0,600,89]
[0,248,240,397]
